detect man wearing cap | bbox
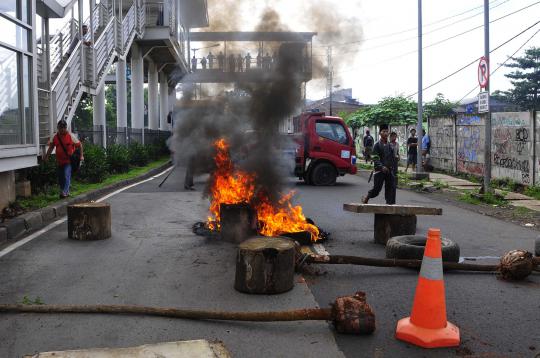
[44,120,84,198]
[362,124,397,205]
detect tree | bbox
[105,85,117,128]
[346,96,418,128]
[503,47,540,110]
[72,93,93,130]
[424,93,455,118]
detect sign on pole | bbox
[477,57,489,89]
[478,91,489,113]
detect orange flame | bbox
[207,138,319,241]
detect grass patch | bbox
[459,191,506,206]
[356,162,373,170]
[17,157,170,211]
[433,180,449,190]
[524,185,540,200]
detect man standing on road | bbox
[44,120,84,198]
[362,124,396,205]
[405,128,418,172]
[421,128,431,171]
[363,129,374,163]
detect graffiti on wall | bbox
[491,112,531,184]
[455,114,485,176]
[429,117,454,171]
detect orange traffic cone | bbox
[395,228,460,348]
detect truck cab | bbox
[292,111,357,185]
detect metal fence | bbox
[73,126,170,147]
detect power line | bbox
[313,0,508,48]
[457,27,540,103]
[314,0,539,56]
[405,19,540,98]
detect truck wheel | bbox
[385,235,460,263]
[310,162,337,186]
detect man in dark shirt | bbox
[362,124,396,204]
[363,129,374,162]
[405,128,418,172]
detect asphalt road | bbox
[0,166,538,357]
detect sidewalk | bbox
[400,167,540,212]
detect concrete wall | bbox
[456,114,486,176]
[429,117,455,172]
[0,171,16,210]
[429,111,540,185]
[491,112,533,185]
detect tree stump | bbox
[67,202,111,241]
[220,203,257,243]
[374,214,416,245]
[235,236,295,294]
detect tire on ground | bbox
[535,236,540,257]
[385,235,460,263]
[310,162,337,186]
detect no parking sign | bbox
[478,57,489,89]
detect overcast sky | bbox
[40,0,540,104]
[203,0,540,104]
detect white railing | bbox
[49,18,78,79]
[51,44,82,124]
[93,19,115,83]
[169,2,176,36]
[83,3,104,37]
[137,1,145,34]
[123,4,136,51]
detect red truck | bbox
[291,111,357,185]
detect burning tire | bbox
[385,235,460,263]
[310,162,337,186]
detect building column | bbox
[147,61,159,130]
[159,71,168,130]
[130,42,144,131]
[93,86,107,148]
[116,58,127,128]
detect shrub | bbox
[27,156,58,193]
[128,142,149,166]
[78,143,108,183]
[106,144,130,173]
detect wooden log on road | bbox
[67,202,111,241]
[220,203,257,243]
[235,236,295,294]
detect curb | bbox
[0,161,172,243]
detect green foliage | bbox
[433,180,449,189]
[21,295,44,305]
[106,144,130,173]
[459,191,506,206]
[524,185,540,200]
[105,85,117,128]
[347,96,418,128]
[502,46,540,110]
[128,142,149,166]
[72,93,93,130]
[424,93,456,118]
[490,178,524,193]
[27,156,58,193]
[78,143,109,183]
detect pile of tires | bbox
[386,235,460,263]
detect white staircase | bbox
[36,0,145,146]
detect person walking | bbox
[362,124,396,205]
[389,131,400,204]
[44,119,84,198]
[200,56,207,70]
[405,128,418,172]
[421,128,431,171]
[363,129,374,163]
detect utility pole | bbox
[327,46,333,115]
[483,0,492,192]
[416,0,423,175]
